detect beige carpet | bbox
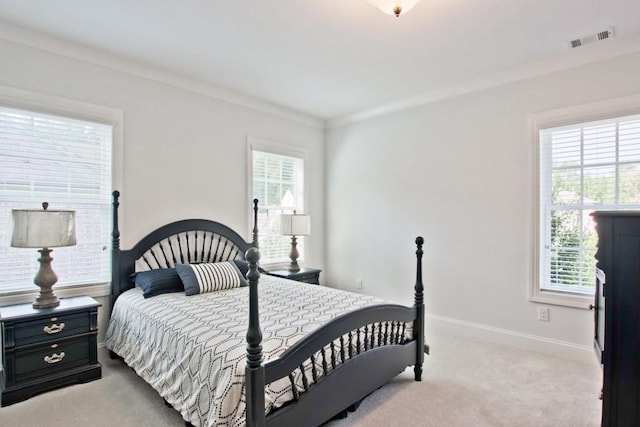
[0,329,602,426]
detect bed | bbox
[106,191,427,427]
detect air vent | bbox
[597,28,613,41]
[568,27,615,49]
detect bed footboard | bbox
[245,237,426,427]
[266,341,417,426]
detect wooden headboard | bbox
[110,191,259,306]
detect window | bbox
[249,138,306,265]
[0,100,117,294]
[534,107,640,306]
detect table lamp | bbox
[11,202,76,308]
[279,211,310,272]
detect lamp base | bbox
[287,264,301,273]
[288,235,300,272]
[33,248,60,309]
[33,293,60,309]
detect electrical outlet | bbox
[356,279,363,290]
[538,307,549,321]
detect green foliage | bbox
[549,208,595,288]
[547,164,640,288]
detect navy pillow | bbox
[176,261,248,296]
[131,268,184,298]
[233,259,249,277]
[233,259,265,278]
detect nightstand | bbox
[266,267,322,285]
[0,295,102,406]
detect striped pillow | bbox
[176,261,248,295]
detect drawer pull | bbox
[43,323,65,334]
[44,352,66,364]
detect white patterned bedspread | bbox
[106,275,403,427]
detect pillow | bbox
[233,258,264,277]
[233,259,249,277]
[176,261,248,295]
[131,268,184,298]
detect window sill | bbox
[260,261,293,269]
[0,283,111,307]
[529,289,594,309]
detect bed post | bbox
[252,199,259,248]
[413,236,425,381]
[245,247,265,427]
[111,190,121,312]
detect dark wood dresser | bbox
[591,211,640,427]
[0,295,102,406]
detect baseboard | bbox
[425,314,597,365]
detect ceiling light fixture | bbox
[366,0,423,17]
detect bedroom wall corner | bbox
[323,50,640,354]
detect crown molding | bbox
[0,21,324,129]
[327,34,640,129]
[4,20,639,132]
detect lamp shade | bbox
[11,209,76,248]
[280,213,310,236]
[366,0,423,16]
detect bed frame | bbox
[110,191,427,427]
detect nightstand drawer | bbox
[12,336,91,383]
[297,274,319,284]
[11,312,92,348]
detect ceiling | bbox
[0,0,640,123]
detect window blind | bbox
[539,114,640,294]
[0,106,112,292]
[252,150,305,264]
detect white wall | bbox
[0,38,325,340]
[325,51,640,351]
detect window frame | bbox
[530,94,640,308]
[0,85,123,305]
[247,136,308,267]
